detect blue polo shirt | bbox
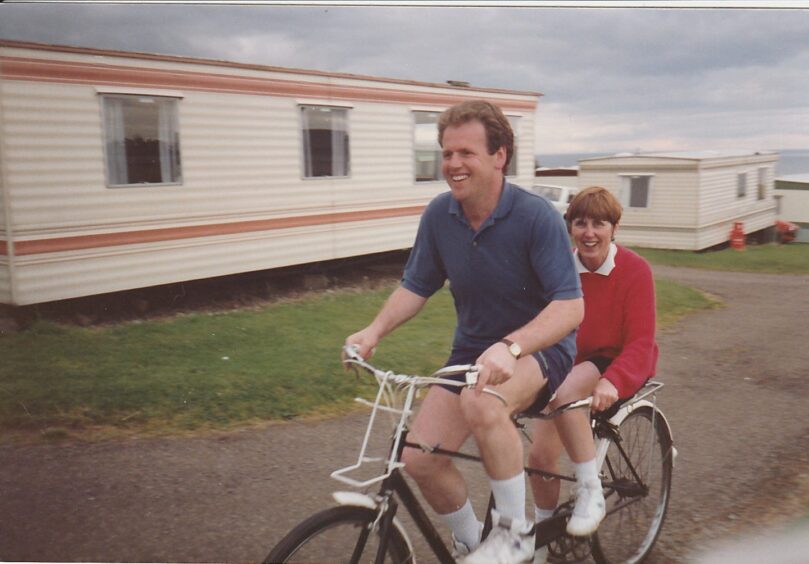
[402,181,581,362]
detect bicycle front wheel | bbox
[592,405,673,564]
[265,505,413,564]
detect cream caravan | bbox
[0,41,540,305]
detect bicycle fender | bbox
[331,491,417,561]
[608,400,678,467]
[332,491,378,509]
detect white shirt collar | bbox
[575,243,618,276]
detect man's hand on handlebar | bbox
[473,341,517,394]
[343,329,379,367]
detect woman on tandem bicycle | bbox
[529,186,661,563]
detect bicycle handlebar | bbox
[342,344,481,389]
[341,345,595,417]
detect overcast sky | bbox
[2,2,809,158]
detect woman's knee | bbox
[528,440,561,470]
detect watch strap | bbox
[498,338,522,359]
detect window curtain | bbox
[301,107,314,177]
[331,110,348,177]
[104,97,128,185]
[157,100,174,183]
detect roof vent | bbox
[447,80,470,87]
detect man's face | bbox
[440,120,506,205]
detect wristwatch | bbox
[499,338,522,359]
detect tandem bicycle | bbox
[266,346,675,563]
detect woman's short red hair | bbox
[566,186,622,226]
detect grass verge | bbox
[633,243,809,274]
[1,277,717,444]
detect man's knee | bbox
[458,391,507,430]
[402,444,449,482]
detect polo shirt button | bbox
[472,241,478,247]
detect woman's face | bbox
[570,216,617,271]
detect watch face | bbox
[509,343,521,358]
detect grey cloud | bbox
[1,4,808,152]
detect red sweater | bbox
[576,246,659,399]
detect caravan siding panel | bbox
[11,216,420,305]
[697,162,777,228]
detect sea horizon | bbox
[536,148,809,177]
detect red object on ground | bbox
[775,220,799,243]
[730,222,746,250]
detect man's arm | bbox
[344,286,429,359]
[477,297,584,388]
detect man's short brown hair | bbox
[437,100,514,168]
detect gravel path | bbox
[2,266,808,562]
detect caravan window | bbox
[505,116,520,177]
[621,175,652,208]
[413,111,443,182]
[101,95,182,187]
[757,167,767,200]
[301,106,350,178]
[737,172,748,199]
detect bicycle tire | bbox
[592,405,673,564]
[264,505,414,564]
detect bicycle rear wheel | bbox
[265,505,413,563]
[592,405,673,564]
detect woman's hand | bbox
[591,378,619,412]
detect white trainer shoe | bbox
[451,521,484,559]
[565,478,606,537]
[462,509,535,564]
[533,545,549,564]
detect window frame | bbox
[619,173,654,209]
[757,167,768,200]
[299,104,352,180]
[505,115,521,177]
[412,109,444,183]
[98,91,183,188]
[737,172,748,199]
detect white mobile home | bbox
[0,41,540,305]
[577,151,779,250]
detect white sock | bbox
[440,499,482,549]
[574,458,600,486]
[534,506,556,522]
[490,472,526,522]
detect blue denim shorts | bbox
[438,344,572,415]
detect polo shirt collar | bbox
[575,242,618,275]
[448,180,515,222]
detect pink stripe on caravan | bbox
[10,206,427,256]
[0,55,537,111]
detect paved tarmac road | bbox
[2,266,808,562]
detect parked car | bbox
[531,184,579,216]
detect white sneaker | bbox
[452,533,472,559]
[462,509,535,564]
[565,479,606,536]
[533,545,549,564]
[451,521,484,559]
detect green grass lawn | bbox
[0,275,718,443]
[633,243,809,274]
